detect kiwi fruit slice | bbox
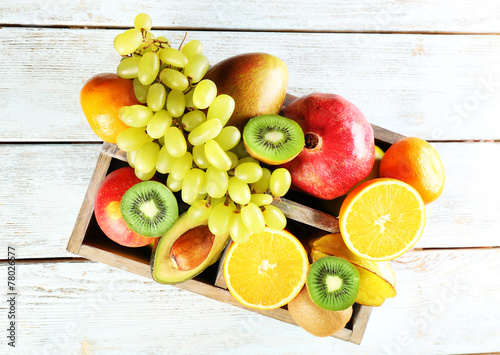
[306,256,360,311]
[243,114,304,165]
[120,181,179,237]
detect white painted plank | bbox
[0,142,499,260]
[0,144,102,259]
[1,28,500,142]
[1,0,500,33]
[0,248,498,354]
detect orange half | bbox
[339,178,426,261]
[223,228,309,310]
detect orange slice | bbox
[223,228,309,310]
[339,178,426,261]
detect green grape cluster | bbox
[112,13,291,243]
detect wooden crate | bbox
[67,117,404,345]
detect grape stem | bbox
[178,32,189,51]
[224,193,231,206]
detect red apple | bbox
[279,93,375,200]
[94,167,159,247]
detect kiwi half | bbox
[120,181,179,237]
[306,256,360,311]
[243,114,304,165]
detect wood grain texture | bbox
[67,150,112,255]
[1,142,499,259]
[0,248,498,354]
[1,0,499,33]
[1,28,500,142]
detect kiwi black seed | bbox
[243,114,305,165]
[306,256,360,311]
[120,181,179,238]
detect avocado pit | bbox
[170,225,215,271]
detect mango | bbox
[204,53,288,131]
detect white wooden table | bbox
[1,1,500,354]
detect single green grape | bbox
[205,166,229,199]
[250,193,273,206]
[146,83,167,112]
[207,94,235,126]
[156,145,176,174]
[230,140,251,159]
[116,127,153,152]
[229,211,250,244]
[204,140,232,171]
[187,199,212,223]
[181,168,206,204]
[164,126,187,158]
[118,105,153,127]
[208,202,232,236]
[234,162,263,184]
[159,47,188,68]
[166,173,183,192]
[166,89,186,118]
[138,52,160,85]
[134,13,152,31]
[240,202,266,234]
[192,143,210,169]
[117,56,141,79]
[160,68,189,91]
[126,150,138,168]
[269,168,292,197]
[171,152,193,181]
[192,79,217,109]
[184,54,209,83]
[133,78,150,104]
[228,177,251,205]
[114,29,142,55]
[181,40,203,59]
[252,168,271,193]
[226,151,239,169]
[188,118,222,146]
[135,141,160,174]
[262,204,287,230]
[182,110,206,132]
[135,166,156,181]
[146,110,172,139]
[213,126,240,151]
[184,89,195,108]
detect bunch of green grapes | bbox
[112,13,291,243]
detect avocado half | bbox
[151,212,230,284]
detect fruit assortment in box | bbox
[70,13,446,341]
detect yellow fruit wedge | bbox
[224,228,309,310]
[309,233,396,307]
